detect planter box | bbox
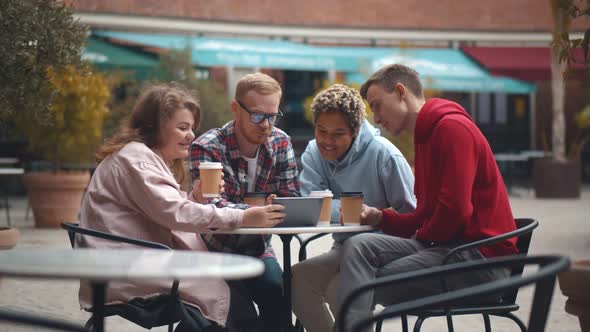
[559,260,590,332]
[0,227,19,250]
[23,171,90,228]
[533,158,581,198]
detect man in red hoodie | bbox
[336,64,518,331]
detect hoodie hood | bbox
[415,98,473,144]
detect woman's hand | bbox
[265,193,277,205]
[191,180,206,203]
[241,204,286,228]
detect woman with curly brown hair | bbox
[78,82,284,331]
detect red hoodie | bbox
[381,98,517,258]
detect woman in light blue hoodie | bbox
[291,84,416,332]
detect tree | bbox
[550,0,590,161]
[157,48,232,134]
[0,0,87,124]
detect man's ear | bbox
[394,83,406,99]
[230,100,239,119]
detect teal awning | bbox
[93,31,535,93]
[82,37,159,79]
[347,48,536,94]
[94,31,361,72]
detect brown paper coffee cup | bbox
[340,192,364,225]
[243,192,267,206]
[199,162,223,198]
[310,190,334,222]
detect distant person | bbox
[190,73,300,332]
[78,82,285,332]
[336,64,518,332]
[291,84,416,332]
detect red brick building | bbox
[70,0,589,160]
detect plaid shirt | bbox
[189,121,300,257]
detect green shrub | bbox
[0,0,87,123]
[14,66,111,169]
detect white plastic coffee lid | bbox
[309,190,333,198]
[198,162,223,170]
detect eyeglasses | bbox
[236,100,283,125]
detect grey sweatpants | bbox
[336,233,509,332]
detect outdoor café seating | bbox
[337,254,570,332]
[61,222,179,332]
[373,217,539,332]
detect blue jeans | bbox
[228,257,284,332]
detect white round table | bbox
[210,223,376,331]
[210,223,375,235]
[0,248,264,332]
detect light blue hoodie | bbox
[300,120,416,243]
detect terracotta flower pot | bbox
[23,171,90,228]
[533,158,581,198]
[0,227,19,250]
[559,260,590,332]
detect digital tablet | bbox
[271,197,323,227]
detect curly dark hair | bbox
[311,84,366,135]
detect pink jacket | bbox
[77,142,244,326]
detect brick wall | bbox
[70,0,589,32]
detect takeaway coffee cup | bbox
[198,162,223,198]
[243,192,268,206]
[309,190,334,223]
[340,192,364,225]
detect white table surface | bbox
[0,248,264,281]
[0,168,24,175]
[209,223,375,235]
[493,153,529,162]
[0,158,19,164]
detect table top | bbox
[493,153,529,161]
[0,168,24,175]
[210,223,376,235]
[0,158,19,164]
[0,248,264,281]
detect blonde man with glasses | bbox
[190,72,300,332]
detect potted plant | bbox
[1,1,111,227]
[0,227,19,250]
[559,260,590,332]
[14,65,110,228]
[534,0,590,198]
[534,103,590,197]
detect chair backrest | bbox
[60,222,172,250]
[504,217,538,303]
[338,255,570,332]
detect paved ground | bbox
[0,186,588,331]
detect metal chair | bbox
[60,222,178,332]
[338,254,570,332]
[0,307,89,331]
[295,233,329,262]
[372,217,538,332]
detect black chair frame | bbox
[295,233,329,262]
[0,307,89,332]
[338,255,569,332]
[61,222,179,332]
[373,217,538,332]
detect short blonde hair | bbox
[311,84,366,135]
[235,73,282,100]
